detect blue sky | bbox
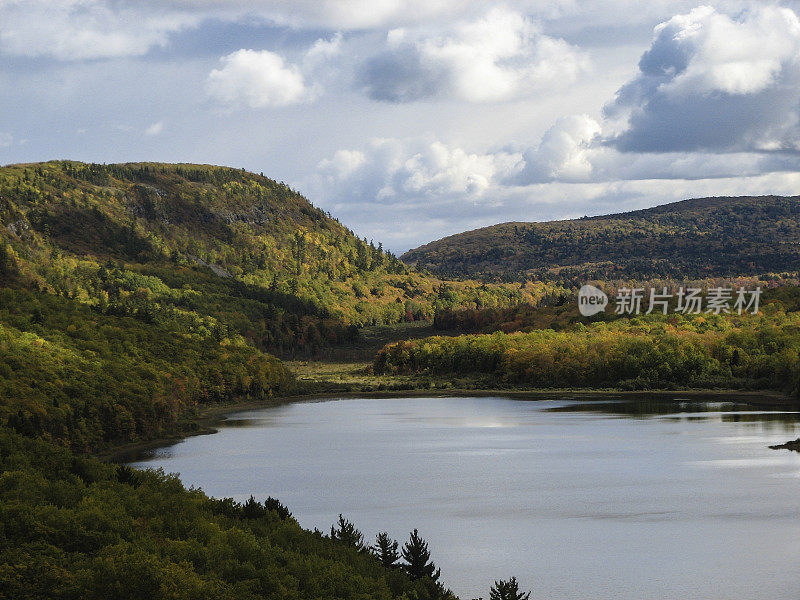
[3,1,800,251]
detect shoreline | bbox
[100,387,798,463]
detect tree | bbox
[242,495,267,519]
[401,529,440,582]
[372,531,400,568]
[489,577,531,600]
[330,514,365,550]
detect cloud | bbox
[513,115,602,183]
[303,32,344,66]
[311,135,800,250]
[310,136,525,248]
[605,4,800,152]
[0,132,12,147]
[358,7,588,103]
[206,49,309,109]
[161,0,500,30]
[145,121,164,136]
[0,0,197,60]
[205,32,345,109]
[314,137,522,206]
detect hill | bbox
[0,160,542,451]
[0,161,531,359]
[401,196,800,282]
[0,161,485,599]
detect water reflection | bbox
[129,395,800,600]
[545,396,800,421]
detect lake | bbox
[129,395,800,600]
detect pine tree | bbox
[489,577,531,600]
[401,529,440,581]
[241,495,267,519]
[371,531,400,568]
[330,514,365,550]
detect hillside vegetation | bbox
[0,161,479,599]
[0,161,535,358]
[0,430,455,600]
[375,291,800,396]
[402,196,800,282]
[3,160,799,599]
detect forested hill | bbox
[0,161,479,599]
[402,195,800,282]
[0,160,532,451]
[0,161,528,357]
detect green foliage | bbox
[330,514,365,551]
[376,308,800,395]
[0,287,294,452]
[0,430,433,600]
[372,532,400,569]
[403,195,800,283]
[401,529,440,582]
[489,577,531,600]
[0,161,530,359]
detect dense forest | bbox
[0,161,534,358]
[0,429,463,599]
[375,293,800,394]
[0,161,546,599]
[3,160,799,599]
[401,196,800,283]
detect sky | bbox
[3,1,800,252]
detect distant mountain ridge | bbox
[401,195,800,282]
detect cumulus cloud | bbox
[315,137,522,206]
[358,7,588,103]
[606,4,800,152]
[513,115,602,183]
[0,0,197,60]
[206,49,309,109]
[205,32,345,109]
[310,137,526,247]
[303,32,344,67]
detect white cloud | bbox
[314,137,522,206]
[304,32,344,66]
[514,114,602,183]
[0,132,12,147]
[145,121,164,136]
[0,0,197,60]
[206,49,309,109]
[311,142,800,250]
[358,7,588,103]
[606,4,800,152]
[160,0,494,30]
[206,32,345,109]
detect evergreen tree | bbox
[401,528,440,582]
[242,495,267,519]
[371,531,400,568]
[330,514,365,550]
[489,577,531,600]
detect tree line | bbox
[376,308,800,395]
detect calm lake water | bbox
[129,396,800,600]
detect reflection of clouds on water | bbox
[398,416,522,428]
[129,395,800,600]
